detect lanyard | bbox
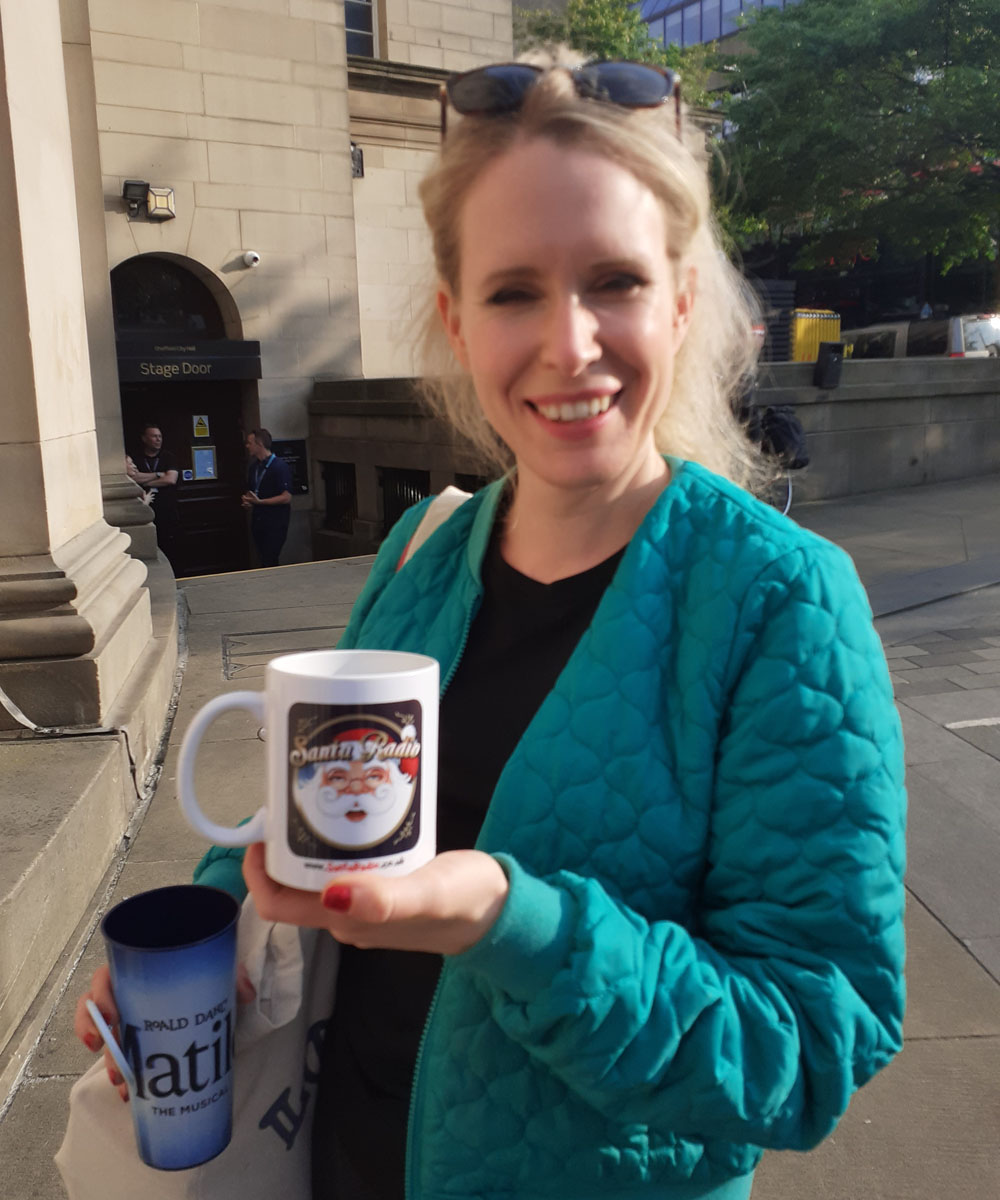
[253,453,274,492]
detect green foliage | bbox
[513,0,716,108]
[721,0,1000,271]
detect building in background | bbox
[0,0,511,1090]
[641,0,800,48]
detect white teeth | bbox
[537,395,613,422]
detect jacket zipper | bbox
[405,581,481,1200]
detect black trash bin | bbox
[814,341,845,389]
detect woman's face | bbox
[437,138,693,499]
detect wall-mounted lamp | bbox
[147,186,176,220]
[122,180,176,220]
[350,141,364,179]
[122,179,149,217]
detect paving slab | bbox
[128,745,260,865]
[908,750,1000,832]
[751,1036,1000,1200]
[895,705,974,766]
[0,1077,74,1200]
[964,937,1000,985]
[905,773,1000,941]
[902,895,1000,1040]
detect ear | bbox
[672,266,697,351]
[436,284,469,370]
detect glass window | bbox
[906,320,949,356]
[722,0,742,35]
[664,10,683,47]
[683,3,701,45]
[345,0,375,58]
[702,0,721,40]
[322,463,358,534]
[961,316,1000,355]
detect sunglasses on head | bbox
[440,61,682,139]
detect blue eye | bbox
[298,763,317,783]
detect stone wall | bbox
[89,0,363,437]
[763,358,1000,501]
[309,358,1000,556]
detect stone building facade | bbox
[0,0,510,1082]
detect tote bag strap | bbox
[395,485,471,571]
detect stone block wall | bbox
[760,358,1000,501]
[385,0,513,70]
[89,0,362,442]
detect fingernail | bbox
[322,885,352,913]
[84,1033,101,1052]
[108,1067,122,1087]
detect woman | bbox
[79,56,906,1200]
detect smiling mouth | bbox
[345,810,367,822]
[529,394,617,423]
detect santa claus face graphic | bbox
[292,732,417,849]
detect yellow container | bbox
[790,309,841,361]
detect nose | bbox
[346,777,368,795]
[539,294,601,376]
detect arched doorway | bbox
[112,255,260,576]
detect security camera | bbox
[242,250,261,268]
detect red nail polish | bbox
[322,885,352,913]
[85,1033,101,1052]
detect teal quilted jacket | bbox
[197,459,906,1200]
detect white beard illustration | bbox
[293,758,414,849]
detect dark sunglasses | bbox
[440,61,682,139]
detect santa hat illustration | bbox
[325,726,419,781]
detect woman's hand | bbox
[74,962,257,1102]
[74,966,128,1101]
[243,842,509,957]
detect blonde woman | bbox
[81,56,906,1200]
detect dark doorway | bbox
[113,256,257,577]
[122,383,250,577]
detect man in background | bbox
[243,428,292,567]
[126,422,180,572]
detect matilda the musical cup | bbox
[86,884,239,1170]
[178,649,439,890]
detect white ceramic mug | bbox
[178,649,438,890]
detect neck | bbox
[500,454,670,583]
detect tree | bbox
[514,0,716,110]
[721,0,1000,282]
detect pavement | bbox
[2,472,1000,1199]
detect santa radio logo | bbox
[287,702,422,860]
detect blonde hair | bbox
[416,52,769,491]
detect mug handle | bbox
[178,691,268,847]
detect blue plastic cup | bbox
[89,885,239,1170]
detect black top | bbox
[311,519,625,1200]
[136,448,179,526]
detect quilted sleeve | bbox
[458,543,906,1150]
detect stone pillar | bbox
[0,0,152,730]
[60,0,157,561]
